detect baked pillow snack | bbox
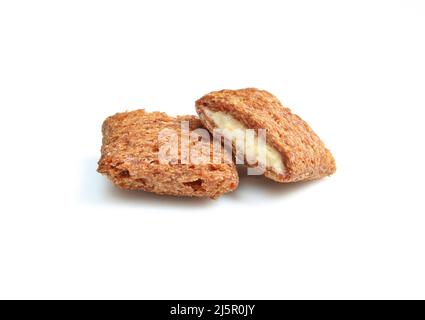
[97,109,238,198]
[195,88,336,182]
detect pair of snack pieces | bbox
[97,88,336,199]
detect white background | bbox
[0,0,424,299]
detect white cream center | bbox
[203,108,285,174]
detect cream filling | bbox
[203,108,285,174]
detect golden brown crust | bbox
[97,109,239,198]
[195,88,336,182]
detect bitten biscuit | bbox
[97,109,239,198]
[195,88,336,182]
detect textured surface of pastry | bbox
[98,109,239,198]
[195,88,336,182]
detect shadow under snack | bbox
[80,157,215,209]
[81,158,323,207]
[226,165,325,202]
